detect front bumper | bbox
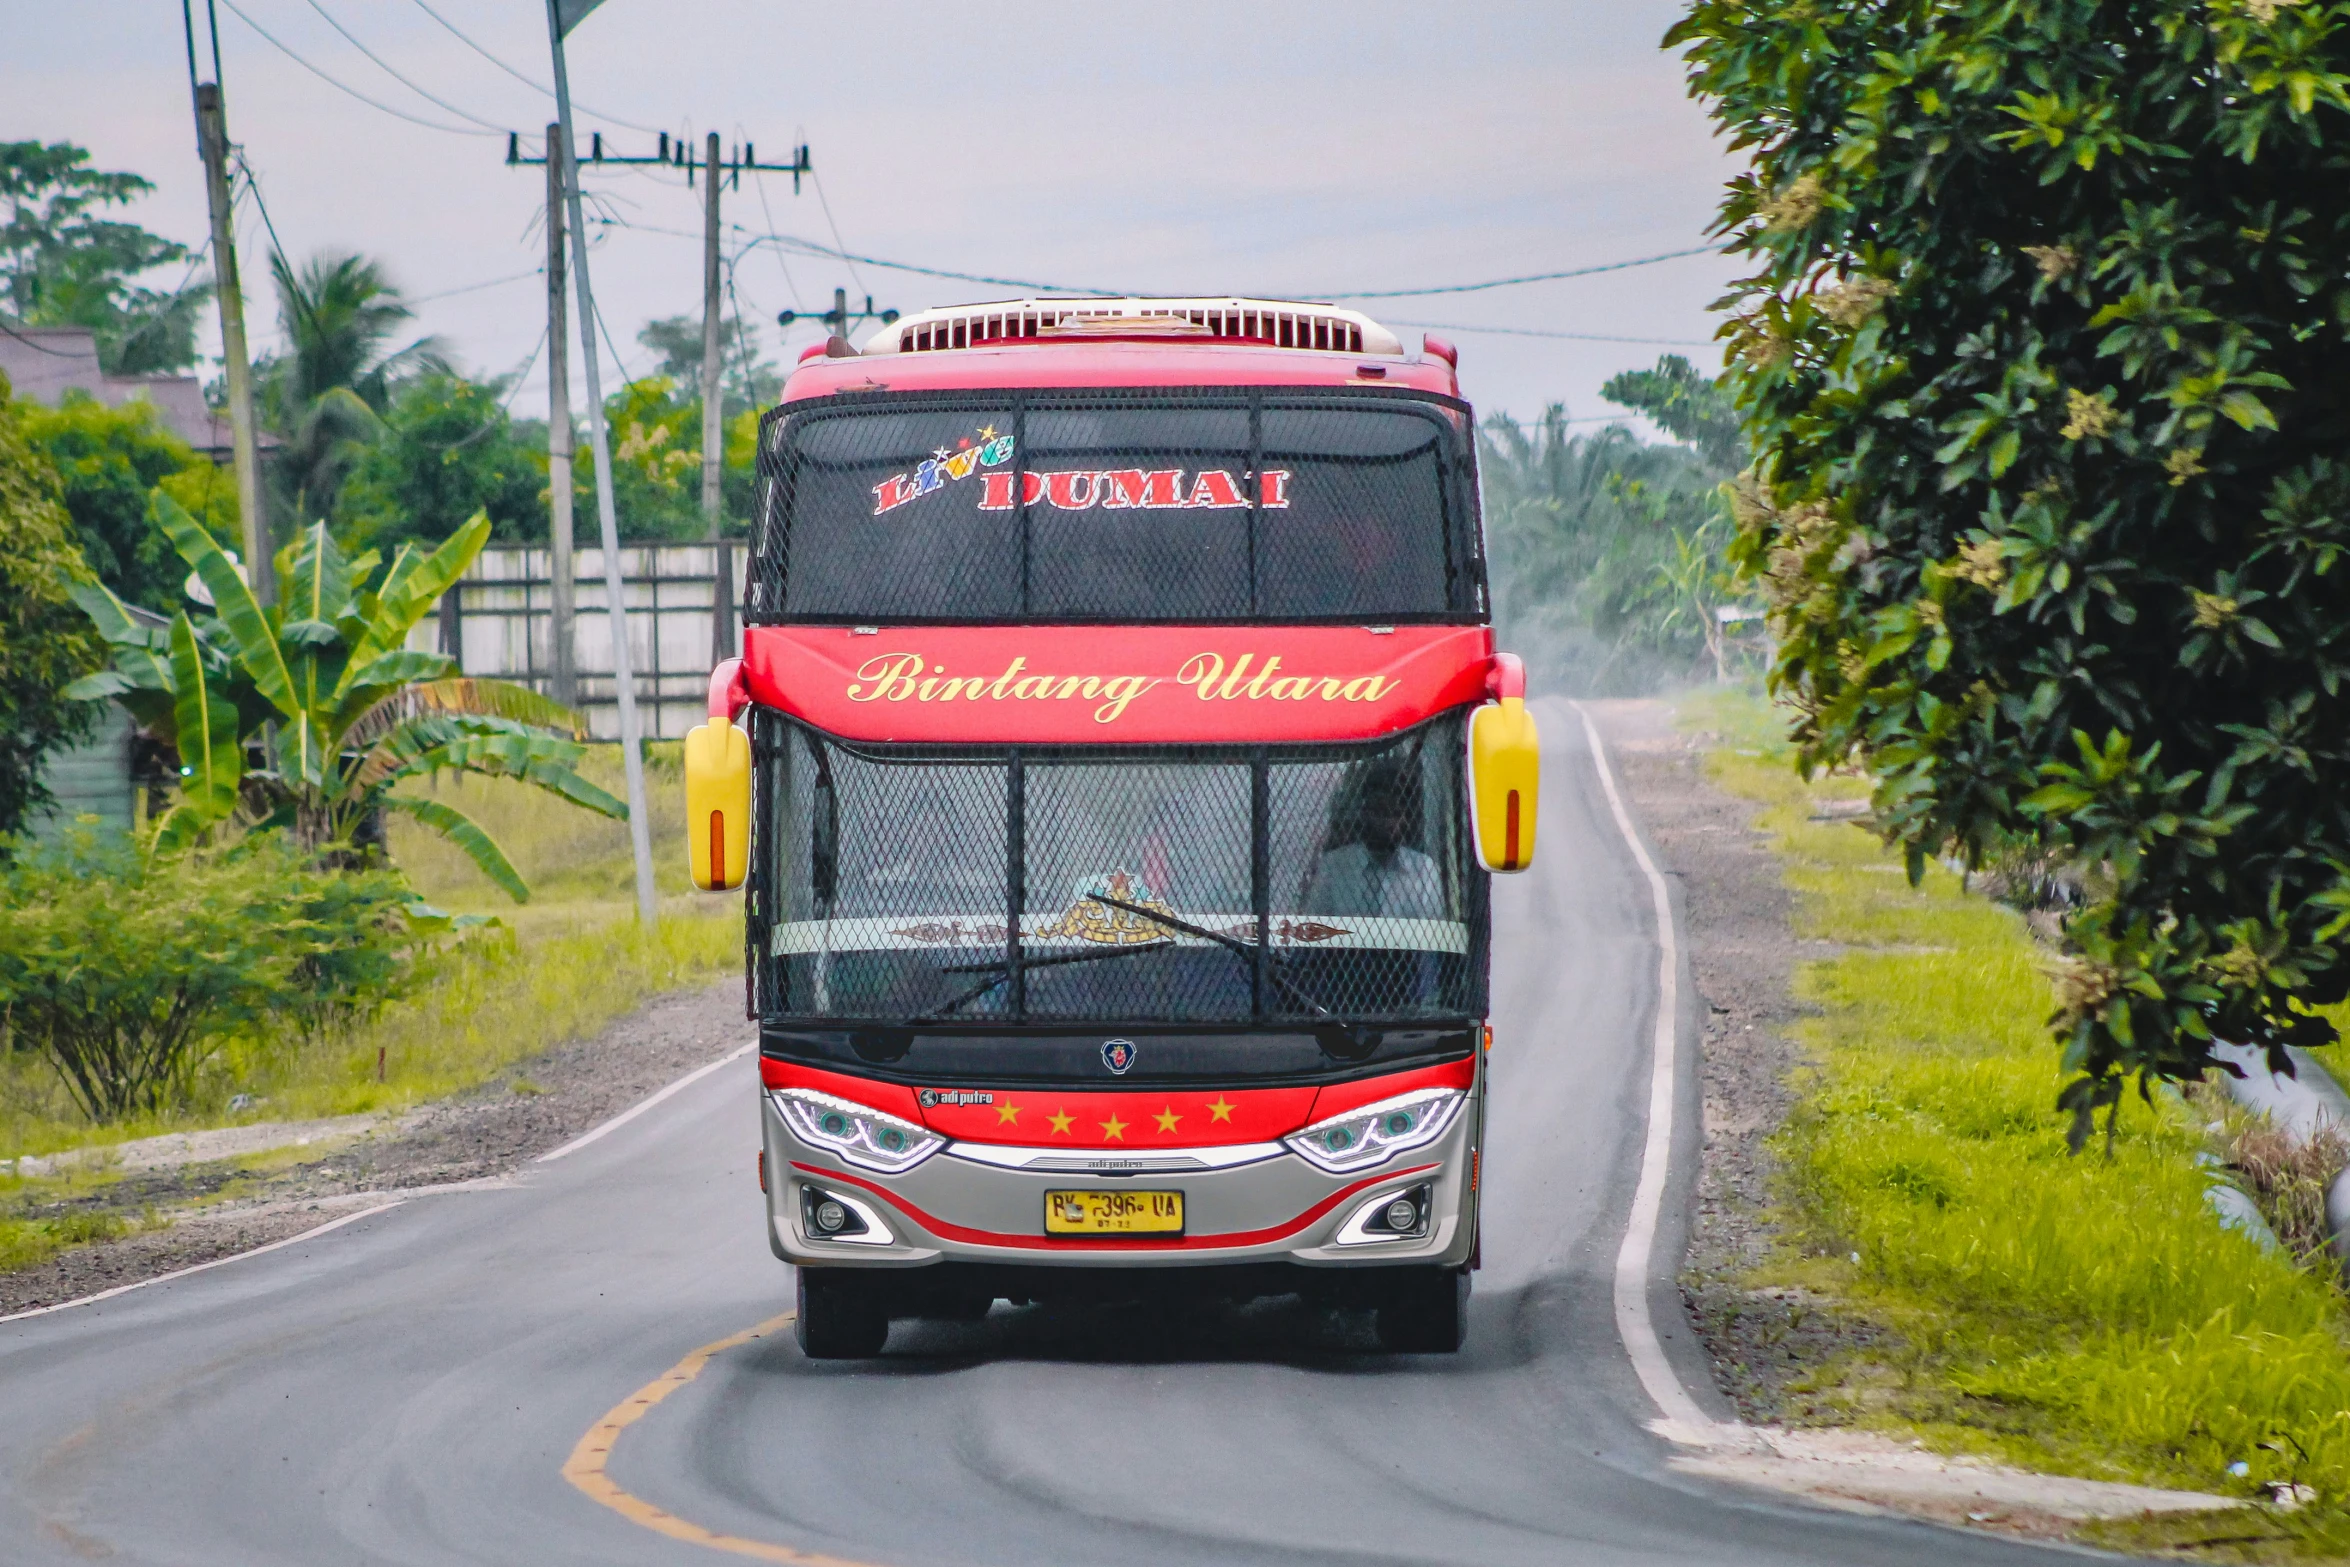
[761,1086,1479,1273]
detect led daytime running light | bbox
[774,1089,944,1173]
[1284,1087,1464,1174]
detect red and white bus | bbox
[685,298,1538,1357]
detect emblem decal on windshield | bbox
[1101,1038,1138,1075]
[1036,872,1176,945]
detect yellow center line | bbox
[561,1311,894,1566]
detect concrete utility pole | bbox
[544,125,577,707]
[189,81,271,606]
[546,2,656,926]
[698,130,733,665]
[503,129,806,684]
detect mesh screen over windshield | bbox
[750,711,1486,1025]
[747,389,1482,624]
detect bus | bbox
[684,298,1538,1358]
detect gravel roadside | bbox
[1593,699,1882,1421]
[0,980,750,1318]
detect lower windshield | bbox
[753,712,1484,1025]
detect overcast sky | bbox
[12,1,1744,433]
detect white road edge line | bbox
[1576,702,1736,1445]
[0,1200,406,1326]
[535,1041,757,1163]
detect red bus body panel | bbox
[742,623,1494,745]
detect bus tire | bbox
[796,1268,890,1359]
[1374,1266,1469,1354]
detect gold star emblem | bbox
[1153,1107,1181,1133]
[995,1101,1022,1125]
[977,424,1000,440]
[1047,1108,1075,1136]
[1206,1096,1235,1123]
[1099,1114,1128,1141]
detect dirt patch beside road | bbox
[0,981,749,1318]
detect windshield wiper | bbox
[919,940,1175,1021]
[1087,894,1335,1020]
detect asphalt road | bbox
[0,702,2067,1567]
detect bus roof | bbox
[782,296,1460,404]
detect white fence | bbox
[405,544,747,740]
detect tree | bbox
[1,141,209,374]
[637,312,782,408]
[1670,0,2350,1141]
[69,498,624,899]
[1604,355,1745,470]
[1479,361,1744,692]
[258,250,445,526]
[14,390,238,610]
[337,372,551,555]
[0,370,103,840]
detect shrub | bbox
[0,831,421,1121]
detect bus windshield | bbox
[748,389,1483,624]
[754,711,1488,1026]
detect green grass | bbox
[1695,692,2350,1539]
[0,744,741,1162]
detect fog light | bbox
[1382,1196,1420,1231]
[799,1184,871,1239]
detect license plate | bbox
[1044,1189,1184,1235]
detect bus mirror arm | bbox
[1485,651,1525,702]
[709,657,750,723]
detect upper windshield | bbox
[752,711,1486,1026]
[747,389,1483,624]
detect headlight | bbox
[1284,1088,1464,1174]
[773,1089,944,1173]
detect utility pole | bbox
[545,4,655,927]
[183,42,271,604]
[698,131,730,665]
[779,287,899,352]
[543,125,577,707]
[507,128,811,672]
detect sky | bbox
[10,0,1747,435]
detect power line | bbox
[0,317,83,355]
[402,0,661,133]
[409,265,543,305]
[750,171,804,310]
[421,324,546,453]
[1389,319,1713,347]
[1323,246,1719,299]
[807,167,867,299]
[215,0,497,137]
[299,0,507,132]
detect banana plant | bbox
[66,496,624,901]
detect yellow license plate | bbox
[1044,1189,1184,1235]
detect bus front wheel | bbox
[1374,1266,1469,1354]
[796,1268,890,1359]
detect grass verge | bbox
[1682,688,2350,1555]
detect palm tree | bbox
[67,495,622,900]
[260,250,446,525]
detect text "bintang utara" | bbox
[844,652,1402,724]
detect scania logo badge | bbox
[1101,1038,1138,1075]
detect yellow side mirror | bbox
[1467,657,1538,872]
[684,718,751,891]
